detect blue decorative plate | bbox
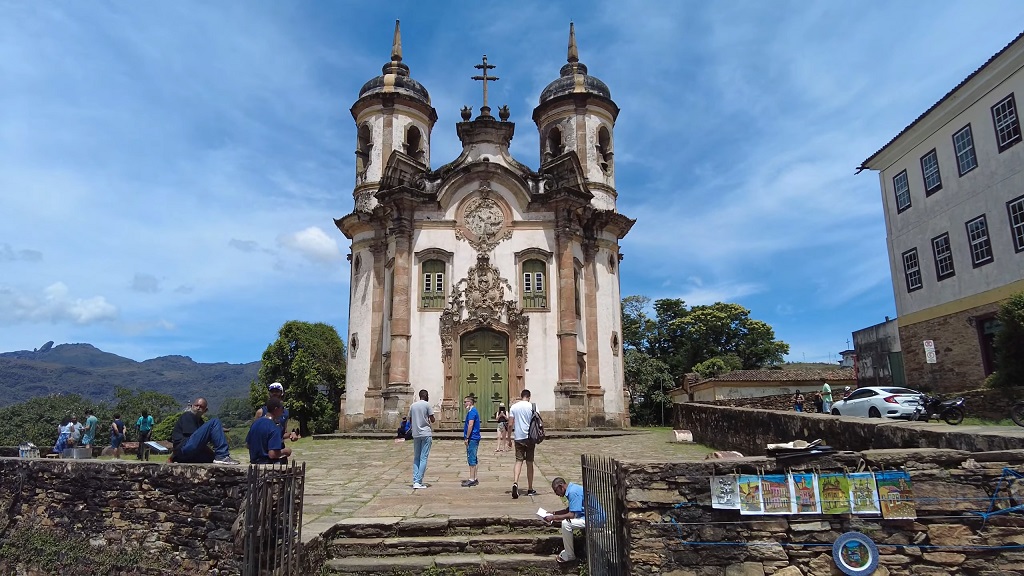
[832,531,879,575]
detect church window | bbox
[522,259,547,309]
[421,259,445,309]
[356,124,372,175]
[405,125,424,161]
[547,127,563,158]
[574,266,582,318]
[597,126,613,174]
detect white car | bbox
[830,386,922,419]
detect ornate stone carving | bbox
[439,253,529,362]
[455,186,513,252]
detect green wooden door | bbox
[459,329,509,422]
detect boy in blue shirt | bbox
[246,397,293,464]
[461,395,481,487]
[543,477,587,563]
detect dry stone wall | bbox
[0,458,246,575]
[622,448,1024,575]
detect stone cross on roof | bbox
[471,54,499,117]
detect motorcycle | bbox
[910,394,965,425]
[1011,401,1024,427]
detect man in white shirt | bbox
[408,389,435,490]
[508,389,538,499]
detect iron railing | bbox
[581,454,629,575]
[242,461,305,576]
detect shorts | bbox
[514,440,535,462]
[466,439,479,466]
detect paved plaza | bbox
[293,429,712,540]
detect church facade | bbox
[335,23,634,431]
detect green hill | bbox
[0,343,259,412]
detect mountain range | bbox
[0,342,260,412]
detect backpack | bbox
[527,407,545,445]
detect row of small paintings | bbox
[710,471,915,519]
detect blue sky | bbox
[2,2,1023,365]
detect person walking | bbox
[793,390,804,412]
[109,414,126,458]
[508,389,538,499]
[821,382,833,414]
[135,411,155,460]
[495,403,509,452]
[461,395,481,487]
[408,389,435,490]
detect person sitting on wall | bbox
[171,397,239,465]
[396,417,412,441]
[255,382,299,441]
[543,477,591,564]
[246,397,293,465]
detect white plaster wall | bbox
[594,239,625,414]
[345,243,375,415]
[880,66,1024,317]
[693,385,804,402]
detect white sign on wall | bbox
[923,340,937,364]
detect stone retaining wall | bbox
[674,403,1024,456]
[622,448,1024,575]
[0,458,246,575]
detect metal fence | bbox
[242,461,306,576]
[581,454,629,576]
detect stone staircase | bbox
[319,516,580,575]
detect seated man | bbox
[543,477,587,564]
[255,382,299,441]
[396,417,411,440]
[171,397,239,465]
[246,397,293,464]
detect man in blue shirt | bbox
[255,382,299,441]
[246,397,293,464]
[461,395,481,487]
[543,477,587,563]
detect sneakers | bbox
[213,456,240,465]
[526,488,538,496]
[413,482,428,489]
[512,483,519,499]
[556,550,577,563]
[460,479,479,487]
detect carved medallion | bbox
[455,188,512,252]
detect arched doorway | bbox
[459,329,509,421]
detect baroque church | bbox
[335,22,634,431]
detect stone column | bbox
[363,239,387,425]
[383,204,414,415]
[583,239,605,424]
[554,207,585,426]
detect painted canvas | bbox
[711,475,741,510]
[877,471,916,520]
[790,473,821,514]
[738,475,764,515]
[818,473,852,514]
[760,474,794,515]
[849,472,881,515]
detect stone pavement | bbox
[292,429,712,541]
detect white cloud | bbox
[277,226,343,265]
[0,282,118,325]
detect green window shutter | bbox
[421,260,445,309]
[523,260,546,308]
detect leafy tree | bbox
[624,349,674,426]
[216,396,256,429]
[0,394,105,448]
[988,291,1024,389]
[692,354,743,379]
[112,387,181,438]
[252,321,346,436]
[622,295,656,352]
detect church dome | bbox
[356,21,431,106]
[538,23,612,105]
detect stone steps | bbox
[321,516,575,575]
[324,552,566,575]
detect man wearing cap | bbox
[246,397,292,464]
[256,382,299,441]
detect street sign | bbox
[923,340,937,364]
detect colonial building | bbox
[335,23,634,431]
[860,31,1024,393]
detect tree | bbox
[216,396,256,429]
[623,349,674,426]
[692,354,743,379]
[253,321,346,436]
[112,387,181,437]
[622,295,656,353]
[988,291,1024,389]
[0,394,105,448]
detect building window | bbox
[920,149,942,195]
[902,248,922,292]
[574,266,582,318]
[521,259,547,308]
[931,233,955,280]
[992,94,1022,152]
[893,170,911,212]
[421,259,445,309]
[953,124,978,176]
[965,215,994,267]
[1008,195,1024,253]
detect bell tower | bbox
[533,23,620,211]
[350,20,437,213]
